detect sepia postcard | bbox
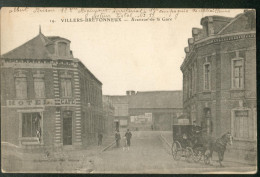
[0,7,257,174]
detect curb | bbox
[160,133,172,149]
[101,141,116,152]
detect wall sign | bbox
[6,98,76,107]
[56,98,76,105]
[6,99,55,107]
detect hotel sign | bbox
[6,99,55,107]
[6,98,76,107]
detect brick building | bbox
[180,10,256,152]
[102,95,115,134]
[1,29,103,151]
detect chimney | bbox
[126,90,135,95]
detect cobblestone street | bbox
[1,131,256,173]
[93,131,256,174]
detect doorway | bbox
[63,111,72,145]
[202,108,212,135]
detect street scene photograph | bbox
[0,7,257,174]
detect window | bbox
[233,110,254,139]
[189,69,192,97]
[15,77,27,99]
[22,113,41,137]
[34,78,45,98]
[193,62,197,94]
[232,59,244,89]
[204,63,211,90]
[61,78,72,97]
[58,42,67,56]
[81,112,85,135]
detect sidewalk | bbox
[160,131,256,166]
[2,134,115,173]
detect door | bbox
[63,111,72,145]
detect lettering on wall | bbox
[6,98,76,107]
[6,99,55,107]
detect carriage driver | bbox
[192,121,202,147]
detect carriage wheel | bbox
[185,147,193,163]
[172,141,181,160]
[193,147,203,162]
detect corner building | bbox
[1,30,103,151]
[181,11,256,151]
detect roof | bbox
[1,33,53,59]
[128,90,183,109]
[181,10,256,71]
[110,96,128,104]
[1,30,103,85]
[47,36,70,42]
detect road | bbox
[93,131,256,174]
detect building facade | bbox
[181,10,256,152]
[109,96,129,132]
[102,95,115,134]
[1,30,103,151]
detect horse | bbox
[205,132,233,167]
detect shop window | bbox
[22,113,41,137]
[203,63,211,90]
[61,78,72,97]
[15,77,27,99]
[232,58,244,89]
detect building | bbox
[1,29,103,151]
[106,90,183,131]
[180,10,256,154]
[110,96,129,132]
[128,91,183,131]
[102,96,115,134]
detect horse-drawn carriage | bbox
[171,123,193,162]
[171,119,233,166]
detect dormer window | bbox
[58,42,67,56]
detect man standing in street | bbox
[125,129,132,150]
[115,130,121,148]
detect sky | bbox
[1,8,245,95]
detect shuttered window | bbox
[15,77,27,99]
[34,78,45,98]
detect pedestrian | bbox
[98,132,103,146]
[115,130,121,148]
[125,129,132,150]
